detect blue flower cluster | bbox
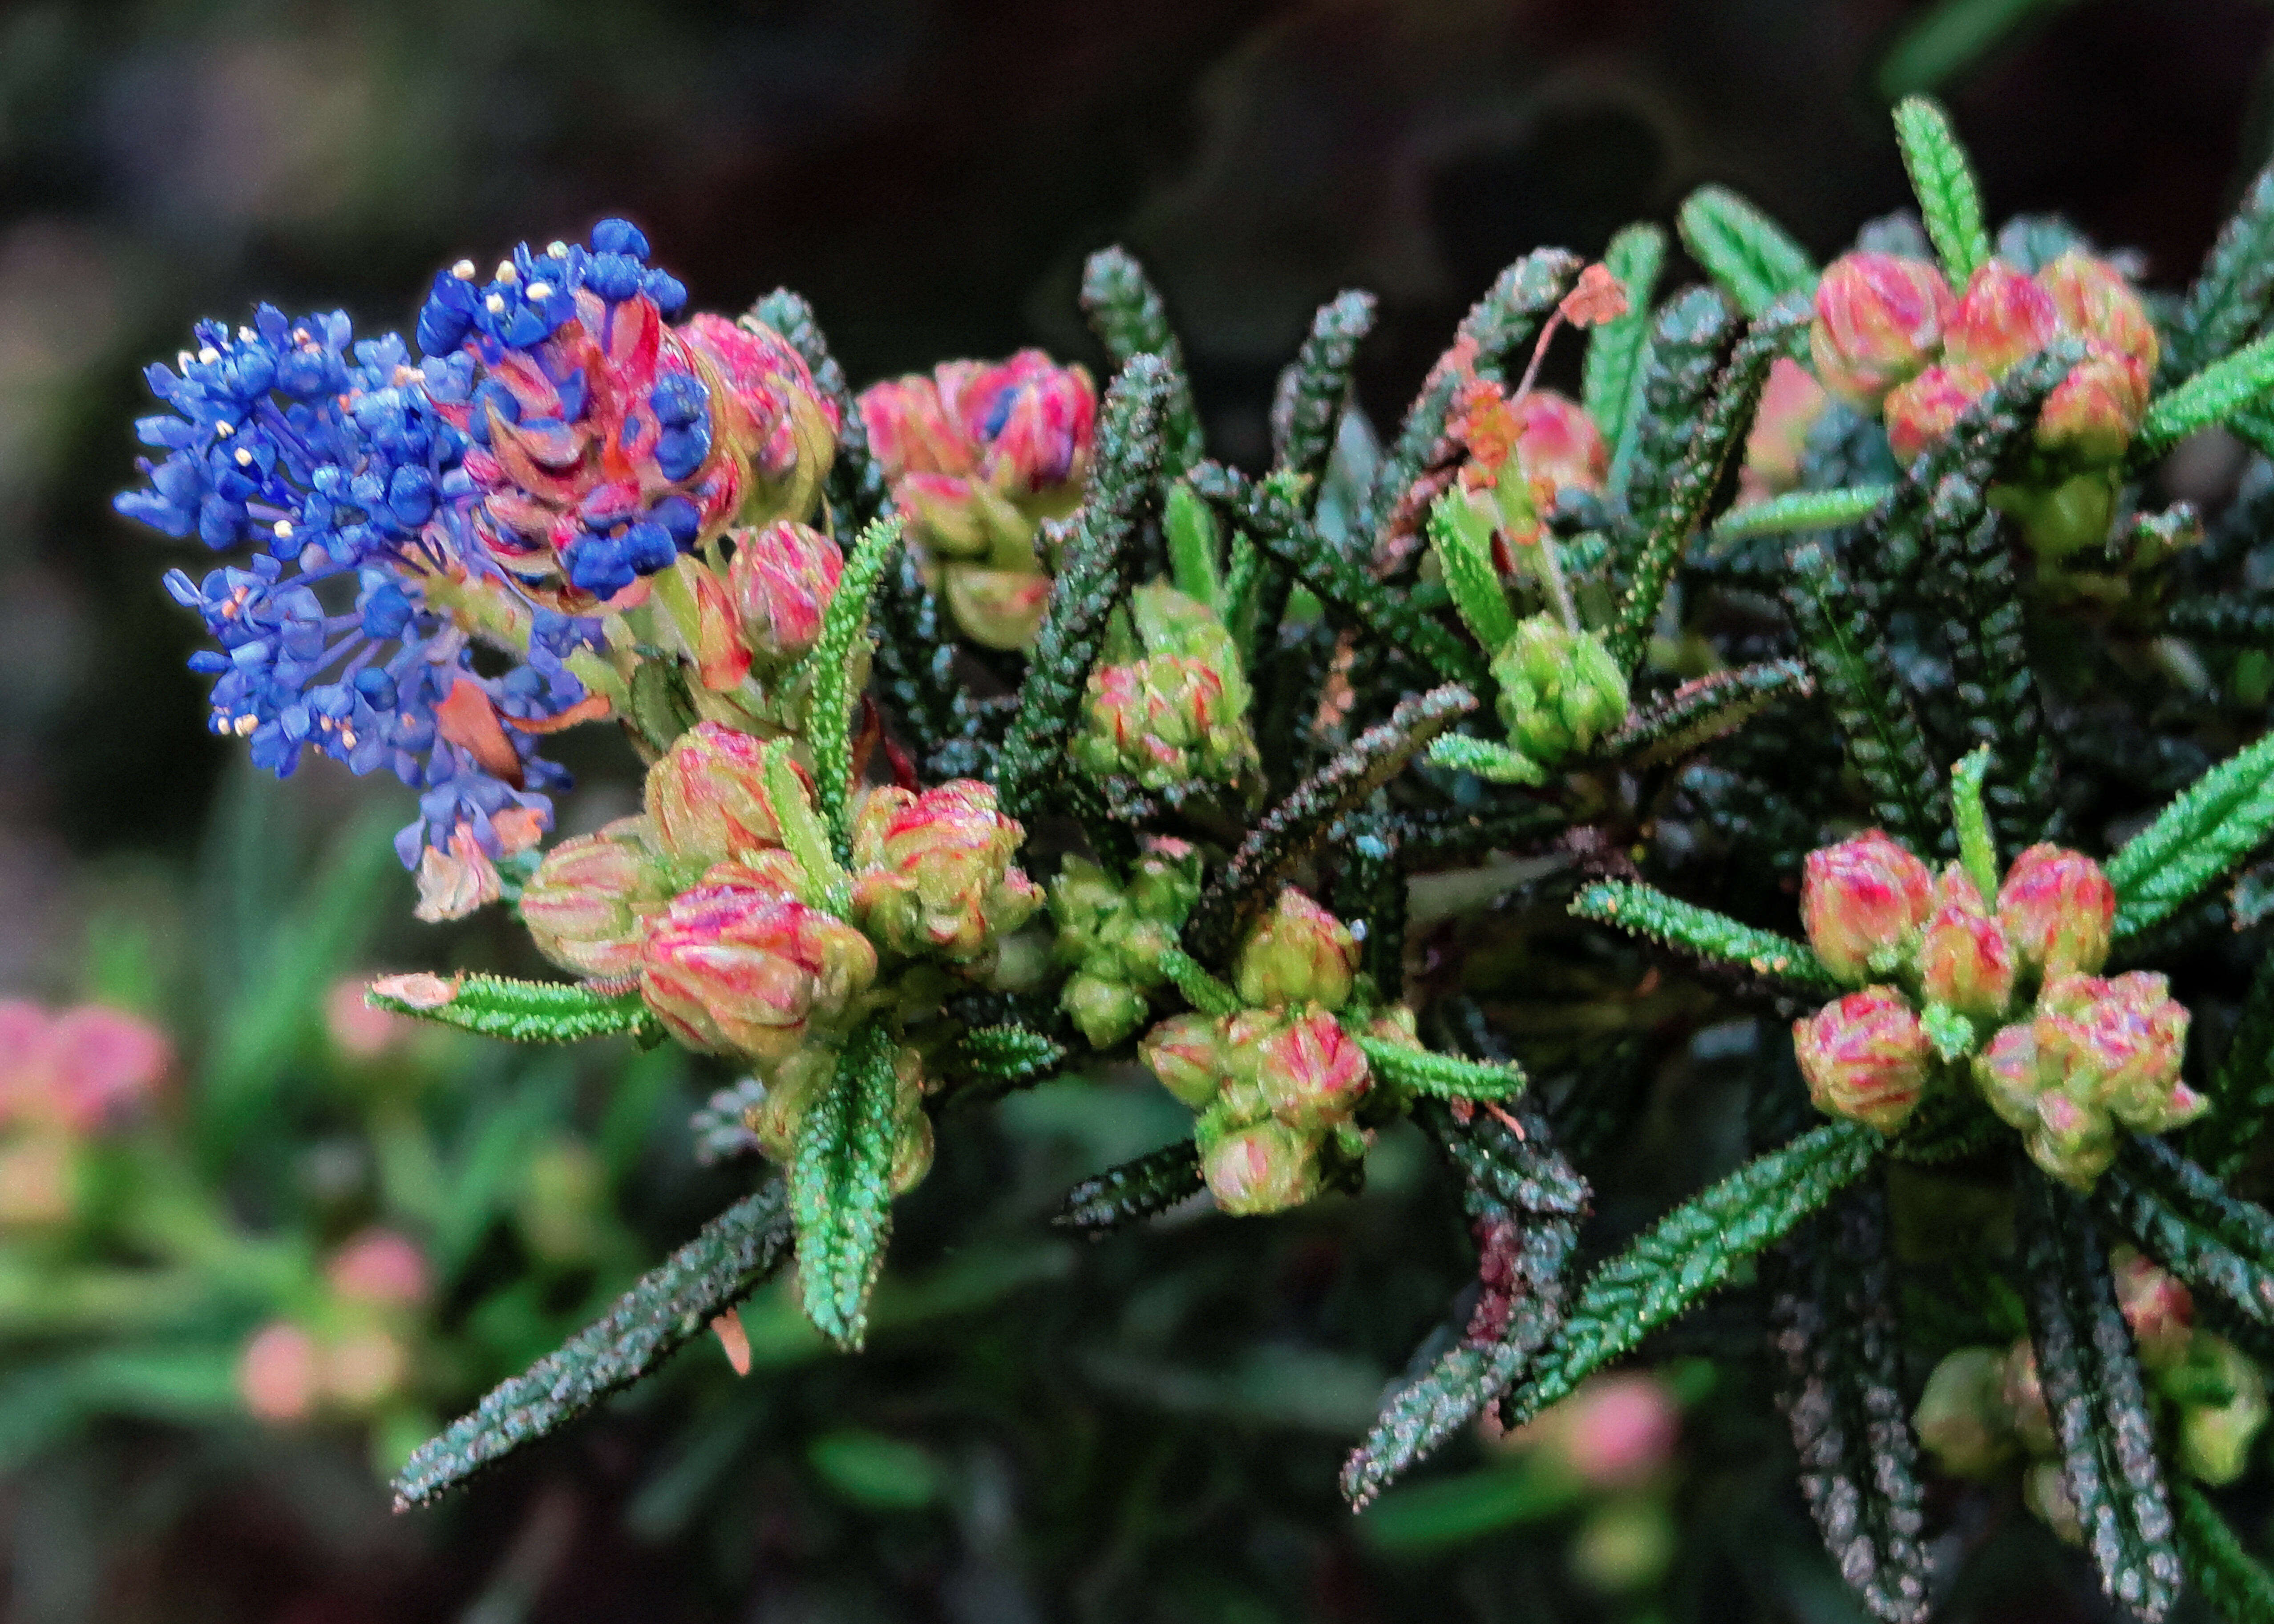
[414,218,686,359]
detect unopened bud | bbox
[962,351,1098,500]
[644,720,799,869]
[1914,868,2016,1021]
[2026,1086,2117,1190]
[1943,260,2061,375]
[1996,844,2115,978]
[1075,655,1261,791]
[239,1321,322,1424]
[1800,829,1936,984]
[1559,1374,1680,1487]
[2024,1460,2084,1545]
[520,816,673,978]
[1140,1013,1229,1110]
[1792,986,1932,1133]
[2110,1245,2194,1369]
[1235,889,1360,1012]
[2038,251,2160,379]
[850,780,1042,964]
[1882,362,1992,465]
[727,520,842,666]
[2036,343,2149,464]
[1062,973,1152,1050]
[1916,1346,2020,1479]
[1809,253,1955,408]
[639,880,878,1061]
[1255,1006,1372,1131]
[1491,614,1631,768]
[1200,1117,1323,1216]
[2178,1335,2269,1485]
[1740,357,1831,501]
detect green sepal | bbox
[1183,684,1475,963]
[2168,159,2274,380]
[2173,1481,2274,1624]
[1570,878,1842,992]
[1710,485,1893,543]
[1921,1003,1976,1063]
[1584,223,1668,489]
[789,1023,904,1349]
[1078,247,1205,475]
[391,1179,793,1508]
[1156,946,1242,1018]
[761,738,851,917]
[366,973,660,1045]
[1595,658,1814,769]
[804,513,904,858]
[2017,1173,2183,1623]
[2106,728,2274,941]
[1355,1034,1525,1103]
[1165,479,1224,611]
[1502,1121,1882,1427]
[1676,184,1818,318]
[1892,95,1991,284]
[1949,745,2000,900]
[1426,732,1547,785]
[2137,331,2274,458]
[1426,488,1521,654]
[1053,1141,1204,1232]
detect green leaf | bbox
[366,972,660,1044]
[2137,331,2274,457]
[1767,1180,1932,1624]
[392,1179,794,1508]
[1156,946,1242,1017]
[996,356,1170,820]
[1950,745,2000,899]
[2173,1481,2274,1624]
[2197,949,2274,1181]
[2096,1136,2274,1337]
[1921,1003,1976,1062]
[1595,659,1814,769]
[1874,0,2080,99]
[2168,159,2274,380]
[1617,287,1736,529]
[1079,247,1206,474]
[1183,684,1476,962]
[1165,479,1224,610]
[2106,728,2274,941]
[1676,185,1818,318]
[1355,1034,1525,1103]
[942,1025,1068,1096]
[1570,879,1842,992]
[2018,1174,2182,1622]
[805,513,903,856]
[1892,95,1992,283]
[1274,289,1376,493]
[761,737,851,916]
[2164,593,2274,646]
[1426,489,1520,654]
[1584,223,1668,486]
[1053,1141,1204,1232]
[789,1024,905,1348]
[1424,733,1547,785]
[1503,1122,1882,1427]
[808,1428,943,1509]
[1710,485,1894,543]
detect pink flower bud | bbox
[2070,970,2198,1133]
[44,1006,169,1133]
[2109,1245,2194,1368]
[1882,363,1994,464]
[850,780,1042,964]
[520,816,674,979]
[1509,389,1609,498]
[639,880,878,1061]
[680,312,841,499]
[327,1228,432,1309]
[1792,987,1932,1132]
[859,376,979,481]
[1740,357,1831,502]
[652,555,750,693]
[1915,1347,2019,1479]
[1809,253,1955,408]
[1140,1012,1230,1109]
[1255,1006,1372,1131]
[2027,1087,2117,1189]
[239,1321,321,1423]
[949,351,1098,499]
[1800,830,1936,983]
[1559,1374,1681,1487]
[728,520,843,666]
[643,720,800,870]
[2038,251,2160,379]
[2036,343,2149,464]
[1974,1020,2047,1127]
[1914,870,2016,1020]
[1201,1118,1323,1216]
[1943,260,2061,376]
[1073,654,1262,792]
[1235,889,1361,1012]
[0,1136,74,1227]
[1996,844,2115,978]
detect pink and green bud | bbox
[1074,655,1262,792]
[2065,971,2198,1133]
[638,880,878,1061]
[1740,357,1831,502]
[727,520,842,666]
[1974,1019,2048,1127]
[1491,615,1631,767]
[1915,1346,2020,1479]
[1140,1013,1230,1110]
[1234,889,1360,1012]
[942,564,1055,651]
[1792,987,1932,1133]
[2110,1245,2194,1369]
[953,351,1098,501]
[644,720,799,870]
[1508,389,1609,498]
[1799,829,1936,984]
[2038,251,2160,379]
[1255,1006,1372,1131]
[520,816,674,979]
[1882,362,1993,465]
[1809,253,1955,408]
[238,1322,322,1424]
[2027,1087,2118,1189]
[850,780,1042,964]
[1200,1118,1323,1216]
[2177,1335,2268,1485]
[1914,869,2016,1020]
[1063,974,1153,1050]
[655,554,751,692]
[2036,344,2149,463]
[680,312,840,522]
[1943,260,2061,376]
[1995,844,2115,979]
[858,375,978,481]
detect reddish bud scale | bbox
[638,877,877,1061]
[1234,888,1360,1012]
[1809,253,1954,408]
[1739,357,1830,502]
[1793,986,1932,1132]
[1800,830,1936,984]
[1201,1119,1322,1216]
[849,780,1043,964]
[1254,1006,1372,1132]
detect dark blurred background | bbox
[7,2,2274,1620]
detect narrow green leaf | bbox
[1710,485,1894,543]
[943,1025,1069,1095]
[1571,879,1841,992]
[2096,1137,2274,1336]
[789,1024,904,1348]
[2168,159,2274,380]
[1950,746,1999,899]
[1677,184,1818,318]
[805,513,904,856]
[1875,0,2082,100]
[392,1180,793,1507]
[1079,247,1206,474]
[1504,1122,1882,1426]
[1165,480,1224,610]
[761,738,851,916]
[1584,223,1668,487]
[1424,733,1548,785]
[1614,287,1739,550]
[1157,946,1242,1018]
[1427,489,1520,654]
[2173,1481,2274,1624]
[1274,289,1377,492]
[1053,1142,1205,1232]
[1892,95,1992,283]
[2138,332,2274,456]
[366,972,659,1044]
[2164,593,2274,646]
[1595,659,1814,769]
[1355,1034,1525,1103]
[2106,728,2274,941]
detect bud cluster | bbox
[238,1228,434,1426]
[858,351,1097,649]
[0,1001,170,1230]
[1918,1248,2268,1540]
[1808,249,2159,557]
[1072,582,1263,798]
[1791,831,2195,1184]
[1491,614,1631,776]
[1048,840,1204,1048]
[1134,889,1375,1215]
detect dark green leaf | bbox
[1053,1142,1204,1232]
[1079,247,1205,474]
[1570,878,1841,992]
[2173,1481,2274,1624]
